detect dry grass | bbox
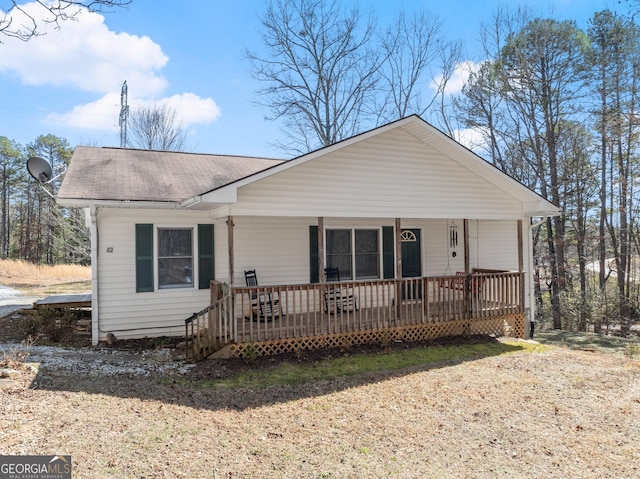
[1,264,639,477]
[1,340,640,478]
[0,259,91,294]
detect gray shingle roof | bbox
[57,146,284,203]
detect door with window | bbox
[401,229,422,300]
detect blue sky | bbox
[0,0,624,158]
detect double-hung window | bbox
[136,224,214,292]
[158,228,193,289]
[326,228,380,280]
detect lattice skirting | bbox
[226,314,524,359]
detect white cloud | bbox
[2,2,220,133]
[2,2,169,94]
[136,93,222,127]
[47,92,221,131]
[454,127,489,153]
[432,61,483,95]
[46,92,122,131]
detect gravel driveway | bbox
[0,284,40,319]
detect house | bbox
[57,115,559,358]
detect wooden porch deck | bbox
[34,293,92,309]
[233,300,517,343]
[185,272,525,361]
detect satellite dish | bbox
[26,156,53,183]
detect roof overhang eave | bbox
[56,198,182,209]
[523,199,561,218]
[526,208,561,216]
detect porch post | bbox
[395,218,402,320]
[318,217,325,282]
[395,218,402,277]
[517,219,524,272]
[227,216,234,286]
[463,219,471,319]
[463,219,470,273]
[518,219,527,339]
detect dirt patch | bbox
[534,329,640,356]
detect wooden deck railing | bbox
[185,272,524,360]
[184,290,234,362]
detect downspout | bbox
[527,217,547,339]
[89,206,100,345]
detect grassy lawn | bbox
[186,338,551,391]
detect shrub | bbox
[20,307,80,344]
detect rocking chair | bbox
[244,270,282,321]
[324,267,358,313]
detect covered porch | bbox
[185,270,524,361]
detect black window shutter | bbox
[309,225,319,283]
[382,226,395,279]
[135,224,154,292]
[198,224,215,289]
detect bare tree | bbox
[247,0,382,153]
[376,9,463,131]
[128,104,188,151]
[499,18,589,329]
[377,10,443,121]
[0,136,22,258]
[1,1,131,41]
[453,7,533,171]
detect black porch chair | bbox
[324,267,358,313]
[244,270,282,321]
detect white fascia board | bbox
[200,186,238,204]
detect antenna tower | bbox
[119,80,129,147]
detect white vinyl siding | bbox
[476,220,519,271]
[96,209,213,341]
[224,128,523,220]
[231,216,310,286]
[94,212,526,342]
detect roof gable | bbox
[220,126,528,219]
[200,115,558,217]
